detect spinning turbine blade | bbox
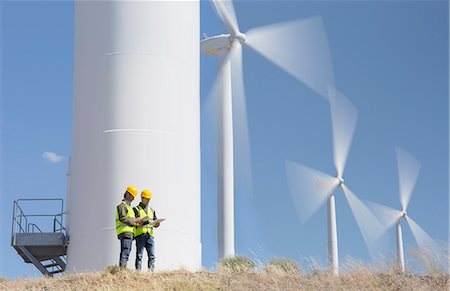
[202,51,231,145]
[230,40,244,101]
[341,184,386,259]
[328,86,358,178]
[201,71,221,170]
[285,160,339,223]
[405,215,438,252]
[245,17,334,99]
[366,201,403,232]
[229,40,253,197]
[395,147,421,211]
[201,48,233,176]
[212,0,240,36]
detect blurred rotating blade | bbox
[395,147,421,211]
[341,184,386,259]
[201,80,219,182]
[201,49,233,179]
[229,40,253,197]
[285,160,339,223]
[212,0,240,36]
[366,201,403,232]
[405,215,438,252]
[328,86,358,179]
[245,16,334,99]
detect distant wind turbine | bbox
[201,0,335,260]
[368,147,439,272]
[286,86,385,276]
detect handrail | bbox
[11,199,66,239]
[53,214,66,233]
[12,202,28,235]
[27,223,43,233]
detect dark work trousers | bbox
[135,233,155,271]
[119,237,133,267]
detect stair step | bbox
[43,262,59,268]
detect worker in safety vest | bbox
[133,189,160,271]
[115,185,143,268]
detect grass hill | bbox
[1,256,448,290]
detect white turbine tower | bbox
[201,0,335,260]
[368,147,439,272]
[68,1,201,272]
[286,86,384,276]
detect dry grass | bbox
[1,264,448,291]
[263,258,300,275]
[2,251,449,291]
[218,256,255,273]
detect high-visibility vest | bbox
[133,205,154,237]
[115,201,135,236]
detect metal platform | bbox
[11,199,68,277]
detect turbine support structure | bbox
[396,221,405,272]
[217,49,235,260]
[327,194,339,276]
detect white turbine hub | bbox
[233,32,247,44]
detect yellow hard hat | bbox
[126,185,138,197]
[141,189,152,199]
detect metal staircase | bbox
[11,199,68,277]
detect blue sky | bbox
[1,0,448,279]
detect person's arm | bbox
[133,207,144,226]
[141,208,153,225]
[142,215,150,225]
[117,204,136,226]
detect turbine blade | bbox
[395,147,421,211]
[230,40,253,198]
[341,184,386,259]
[212,0,240,36]
[285,160,339,223]
[328,86,358,178]
[366,201,403,232]
[201,89,218,184]
[201,50,233,181]
[245,16,334,99]
[405,215,438,252]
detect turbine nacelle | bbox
[200,32,247,56]
[395,210,407,224]
[326,177,344,199]
[200,34,232,56]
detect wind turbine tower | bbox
[68,1,201,272]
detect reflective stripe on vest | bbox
[115,201,135,236]
[133,205,154,237]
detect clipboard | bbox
[149,218,165,226]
